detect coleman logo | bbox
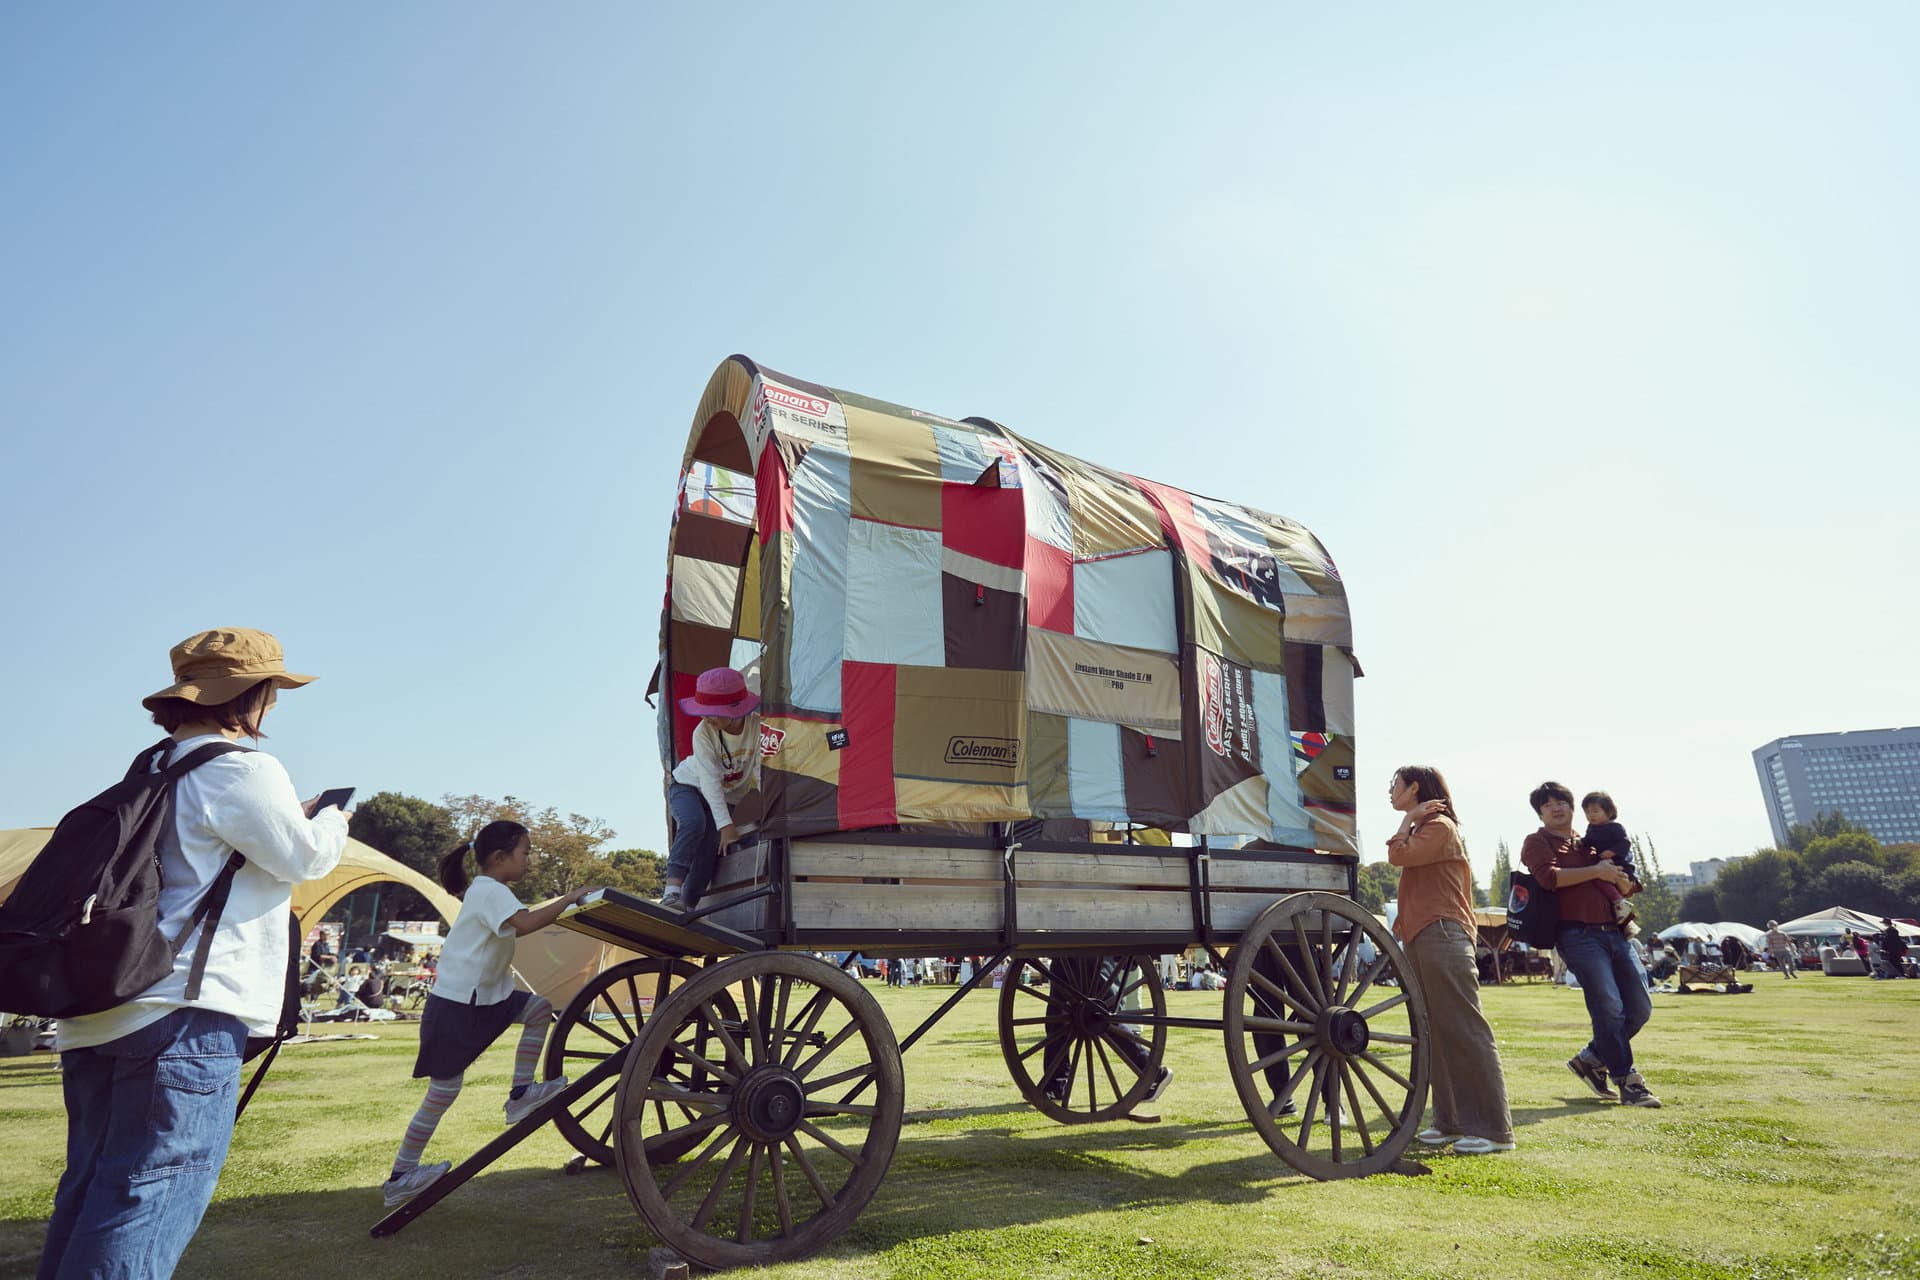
[944,736,1019,768]
[764,384,831,419]
[1202,653,1227,758]
[758,724,786,757]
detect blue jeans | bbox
[40,1007,246,1279]
[1555,924,1652,1081]
[665,782,719,908]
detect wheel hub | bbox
[734,1067,806,1143]
[1321,1007,1371,1058]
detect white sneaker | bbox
[1141,1066,1175,1104]
[383,1160,451,1208]
[1451,1137,1515,1155]
[504,1076,570,1125]
[1417,1127,1463,1146]
[657,890,684,912]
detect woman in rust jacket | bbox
[1386,765,1514,1155]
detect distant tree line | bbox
[331,790,665,937]
[1670,812,1920,927]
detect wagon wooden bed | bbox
[371,358,1432,1270]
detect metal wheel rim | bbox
[1223,892,1431,1179]
[998,954,1166,1124]
[543,956,709,1165]
[613,952,904,1270]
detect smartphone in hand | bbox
[307,787,355,818]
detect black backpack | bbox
[1507,869,1560,948]
[0,738,253,1018]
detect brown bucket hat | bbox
[141,627,316,711]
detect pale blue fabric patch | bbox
[1074,549,1178,653]
[844,519,945,667]
[1253,667,1316,845]
[788,447,852,715]
[1066,717,1129,822]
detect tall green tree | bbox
[1678,885,1720,923]
[1801,832,1881,878]
[1797,861,1901,919]
[1785,810,1868,852]
[343,791,460,931]
[1354,861,1400,915]
[443,793,618,902]
[1489,839,1513,910]
[1711,848,1803,926]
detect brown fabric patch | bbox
[760,768,843,839]
[1119,725,1188,827]
[943,572,1027,670]
[845,404,942,529]
[892,665,1027,789]
[1059,463,1165,558]
[674,511,755,566]
[1283,643,1326,732]
[692,410,752,472]
[669,620,733,676]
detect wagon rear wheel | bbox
[999,954,1166,1124]
[543,956,728,1166]
[1224,892,1430,1179]
[613,952,904,1270]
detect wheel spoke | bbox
[1091,1033,1125,1104]
[574,1081,617,1121]
[1318,911,1335,1001]
[690,1135,750,1233]
[1358,991,1409,1021]
[1348,1058,1401,1128]
[780,989,831,1070]
[1369,1031,1418,1046]
[1006,1016,1052,1027]
[769,1143,795,1235]
[1296,1053,1327,1146]
[659,1121,740,1199]
[740,975,763,1066]
[1262,937,1323,1015]
[1274,1044,1322,1116]
[806,1060,876,1093]
[645,1085,730,1111]
[1018,1023,1072,1064]
[1251,967,1318,1021]
[770,976,793,1059]
[1358,1050,1412,1092]
[793,1018,860,1082]
[737,1144,764,1244]
[1331,932,1362,1005]
[795,1119,861,1165]
[1346,953,1391,1009]
[805,1098,879,1118]
[784,1134,836,1211]
[1060,1034,1085,1110]
[562,1048,613,1061]
[1291,916,1329,1008]
[602,987,636,1042]
[1247,1036,1313,1076]
[1323,1056,1343,1161]
[666,1036,739,1087]
[699,1001,753,1076]
[626,975,645,1031]
[1012,976,1074,1012]
[1083,1031,1098,1112]
[1339,1062,1375,1155]
[581,1016,626,1049]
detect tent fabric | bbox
[1777,906,1920,939]
[664,357,1360,855]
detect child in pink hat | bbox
[662,667,761,911]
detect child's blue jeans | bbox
[665,782,720,908]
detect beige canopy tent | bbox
[0,829,609,1007]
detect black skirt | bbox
[414,989,534,1080]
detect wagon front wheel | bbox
[999,954,1167,1124]
[1224,892,1430,1179]
[613,952,904,1270]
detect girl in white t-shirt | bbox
[382,820,597,1208]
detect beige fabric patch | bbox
[1027,629,1181,735]
[670,555,740,630]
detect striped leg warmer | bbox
[512,995,554,1090]
[393,1074,462,1174]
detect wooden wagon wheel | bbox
[998,954,1167,1124]
[542,956,729,1166]
[613,951,904,1270]
[1224,892,1431,1179]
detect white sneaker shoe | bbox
[1417,1127,1463,1146]
[504,1075,570,1125]
[383,1160,451,1208]
[1141,1066,1175,1104]
[657,890,684,912]
[1451,1136,1516,1155]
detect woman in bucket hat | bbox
[661,667,761,912]
[39,628,348,1280]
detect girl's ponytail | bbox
[439,842,474,897]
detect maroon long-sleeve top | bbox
[1520,827,1622,927]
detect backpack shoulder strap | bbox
[163,740,255,781]
[157,741,257,1000]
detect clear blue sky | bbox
[5,5,1916,889]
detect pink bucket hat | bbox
[679,666,760,719]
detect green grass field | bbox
[3,973,1916,1279]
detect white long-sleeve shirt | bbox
[56,735,348,1050]
[669,715,761,827]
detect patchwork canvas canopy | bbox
[659,356,1360,855]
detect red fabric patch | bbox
[755,446,794,545]
[671,670,701,763]
[940,482,1025,568]
[838,661,898,827]
[1131,475,1203,555]
[1024,536,1074,633]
